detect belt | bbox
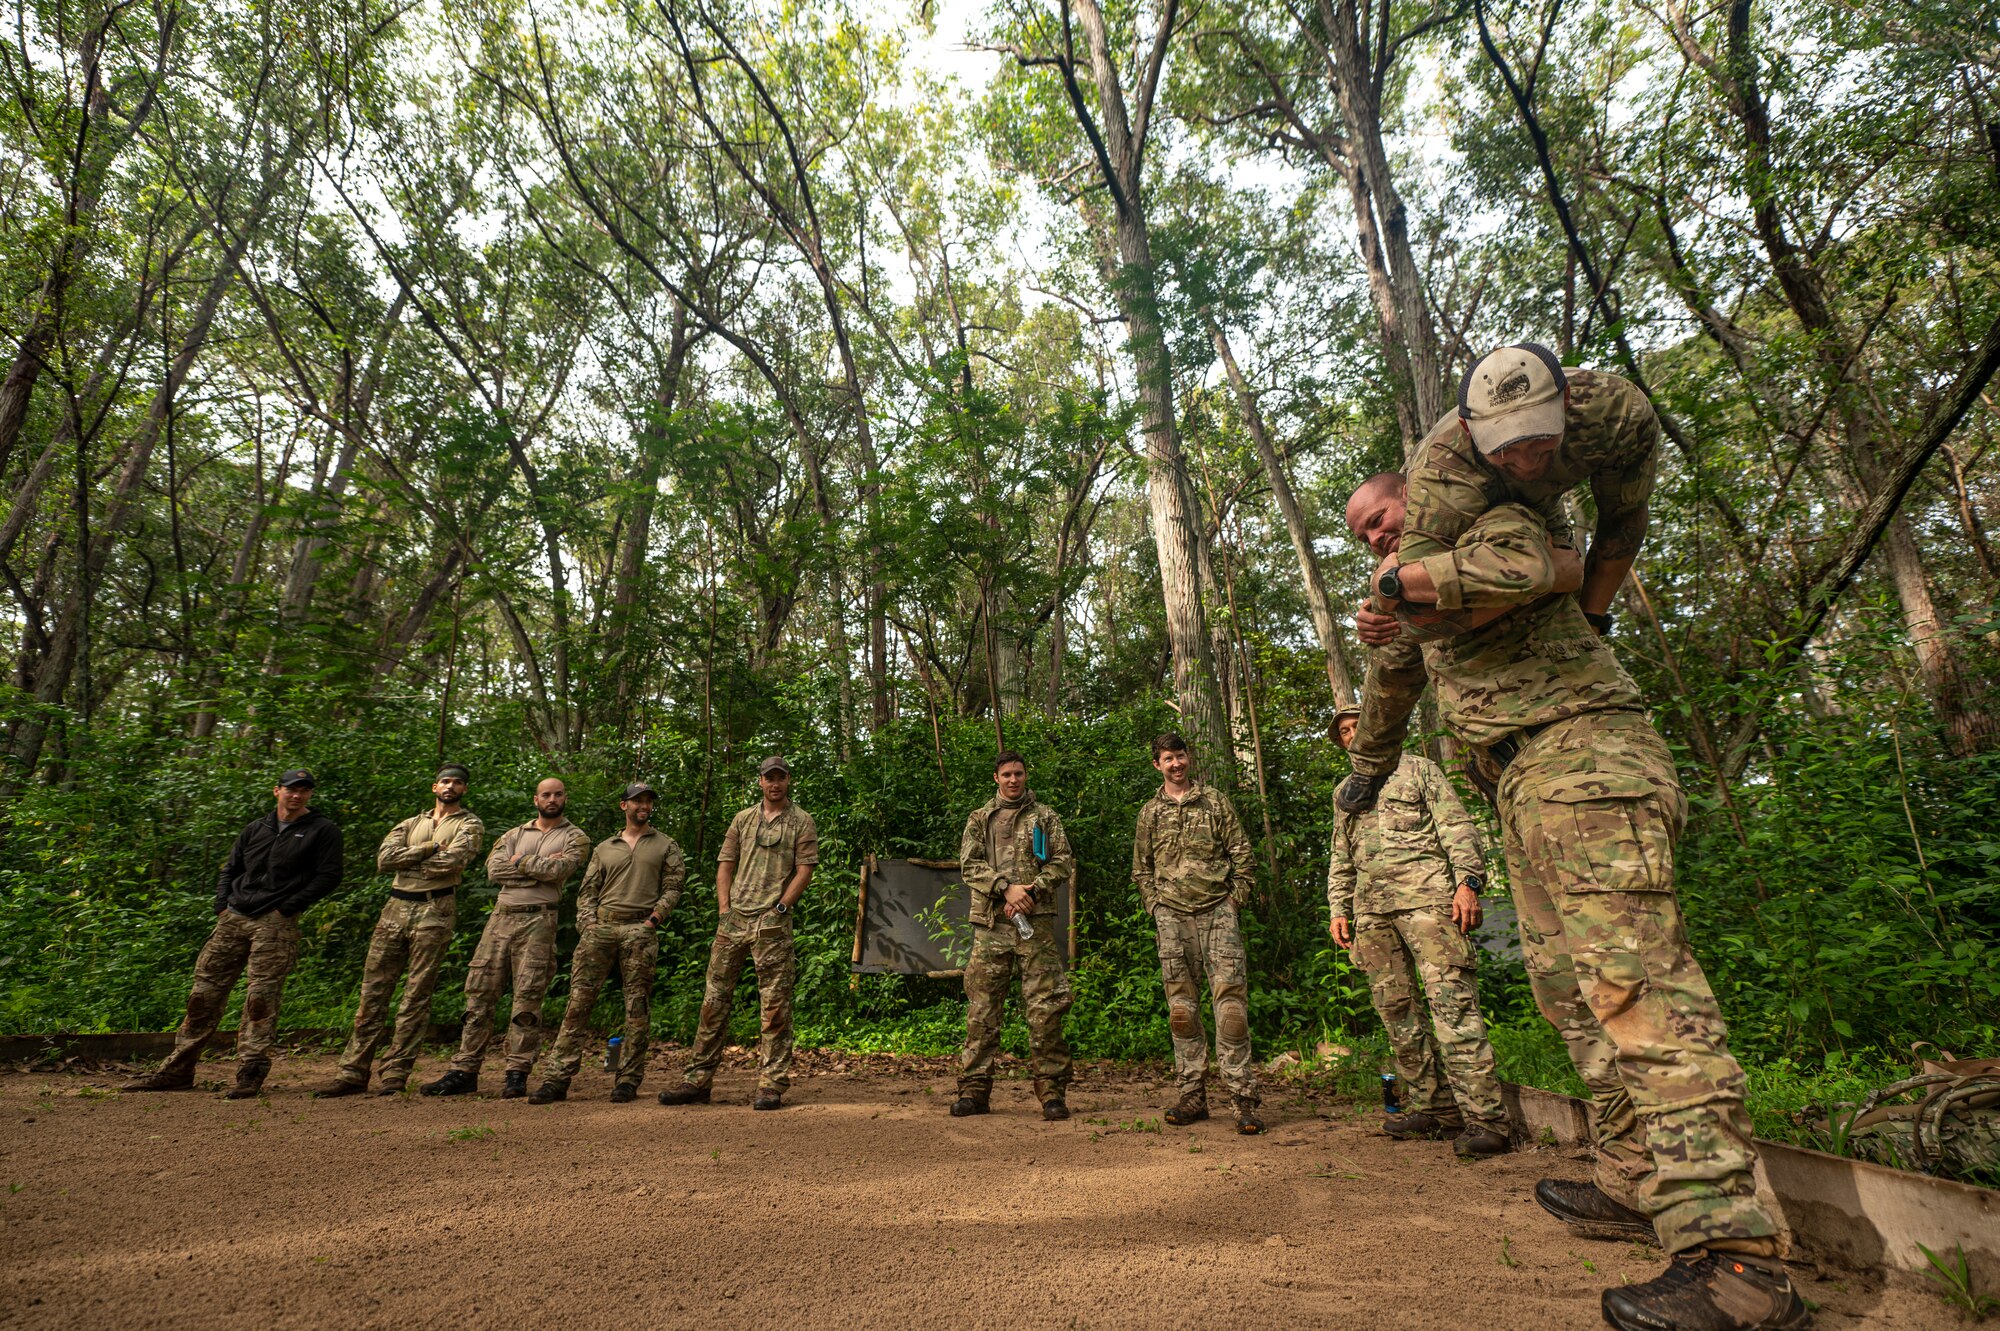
[494,902,556,915]
[598,906,656,924]
[1484,720,1552,771]
[389,886,456,902]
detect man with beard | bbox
[1338,469,1804,1331]
[314,764,484,1097]
[122,769,344,1099]
[950,750,1076,1121]
[660,756,818,1111]
[531,782,686,1103]
[423,777,591,1100]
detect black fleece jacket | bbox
[215,808,345,917]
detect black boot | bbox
[1041,1098,1070,1122]
[610,1083,639,1103]
[950,1092,990,1117]
[753,1089,784,1110]
[657,1083,711,1106]
[1534,1178,1656,1241]
[527,1079,569,1105]
[421,1069,478,1097]
[1601,1249,1810,1331]
[1453,1123,1512,1158]
[223,1059,270,1101]
[500,1071,529,1100]
[1383,1111,1461,1141]
[1233,1095,1264,1135]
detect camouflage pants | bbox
[681,908,796,1093]
[1351,906,1505,1126]
[160,909,302,1075]
[1498,710,1776,1254]
[959,918,1073,1100]
[335,895,456,1088]
[450,907,558,1076]
[542,920,659,1086]
[1154,900,1258,1103]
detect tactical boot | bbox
[121,1065,196,1093]
[374,1079,406,1097]
[223,1059,270,1101]
[1382,1111,1460,1141]
[610,1083,639,1104]
[527,1079,569,1105]
[311,1078,368,1099]
[1163,1090,1208,1126]
[1534,1178,1656,1241]
[1041,1098,1070,1122]
[421,1069,478,1097]
[500,1071,529,1100]
[950,1093,990,1117]
[1453,1123,1512,1158]
[1601,1249,1810,1331]
[1233,1096,1264,1135]
[753,1089,784,1111]
[658,1083,711,1106]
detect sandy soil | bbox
[0,1046,1941,1330]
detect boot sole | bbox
[1601,1286,1811,1331]
[1536,1189,1655,1241]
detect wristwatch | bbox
[773,900,792,916]
[1584,610,1613,636]
[1462,873,1485,895]
[1375,565,1405,601]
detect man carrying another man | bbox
[124,769,344,1099]
[1327,709,1509,1158]
[427,777,590,1100]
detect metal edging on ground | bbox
[1500,1080,1999,1286]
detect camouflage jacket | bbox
[1348,504,1645,776]
[719,801,819,916]
[375,807,485,893]
[959,792,1073,927]
[576,827,687,930]
[1400,368,1657,563]
[484,818,591,908]
[1327,753,1485,920]
[1132,784,1254,915]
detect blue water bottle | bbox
[1380,1072,1400,1114]
[604,1035,623,1075]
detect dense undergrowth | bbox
[3,685,1995,1152]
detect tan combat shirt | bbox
[375,807,485,892]
[485,818,592,908]
[719,802,819,916]
[1327,753,1486,921]
[576,827,687,929]
[958,792,1073,927]
[1131,784,1254,915]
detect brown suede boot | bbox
[1163,1089,1208,1126]
[120,1064,196,1093]
[222,1059,270,1101]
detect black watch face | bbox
[1377,568,1399,598]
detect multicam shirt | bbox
[1347,504,1644,776]
[1327,753,1486,921]
[718,801,819,915]
[1131,784,1255,915]
[485,818,592,908]
[375,807,485,893]
[576,827,687,929]
[959,792,1074,927]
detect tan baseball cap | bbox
[1329,706,1362,744]
[1459,342,1568,455]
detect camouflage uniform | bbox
[957,791,1075,1101]
[1132,785,1259,1104]
[160,910,302,1076]
[540,827,686,1088]
[332,807,484,1089]
[1348,500,1776,1255]
[448,818,591,1078]
[1328,752,1504,1128]
[678,802,819,1094]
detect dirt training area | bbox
[0,1048,1941,1329]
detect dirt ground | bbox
[0,1045,1945,1330]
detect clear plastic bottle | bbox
[1013,909,1034,940]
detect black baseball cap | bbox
[278,769,316,788]
[620,781,658,801]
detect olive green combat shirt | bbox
[1347,504,1645,776]
[718,802,819,915]
[1132,784,1255,914]
[1326,753,1486,922]
[959,792,1073,927]
[485,818,591,909]
[576,827,687,929]
[375,807,485,892]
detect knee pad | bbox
[1215,999,1250,1043]
[1168,997,1202,1039]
